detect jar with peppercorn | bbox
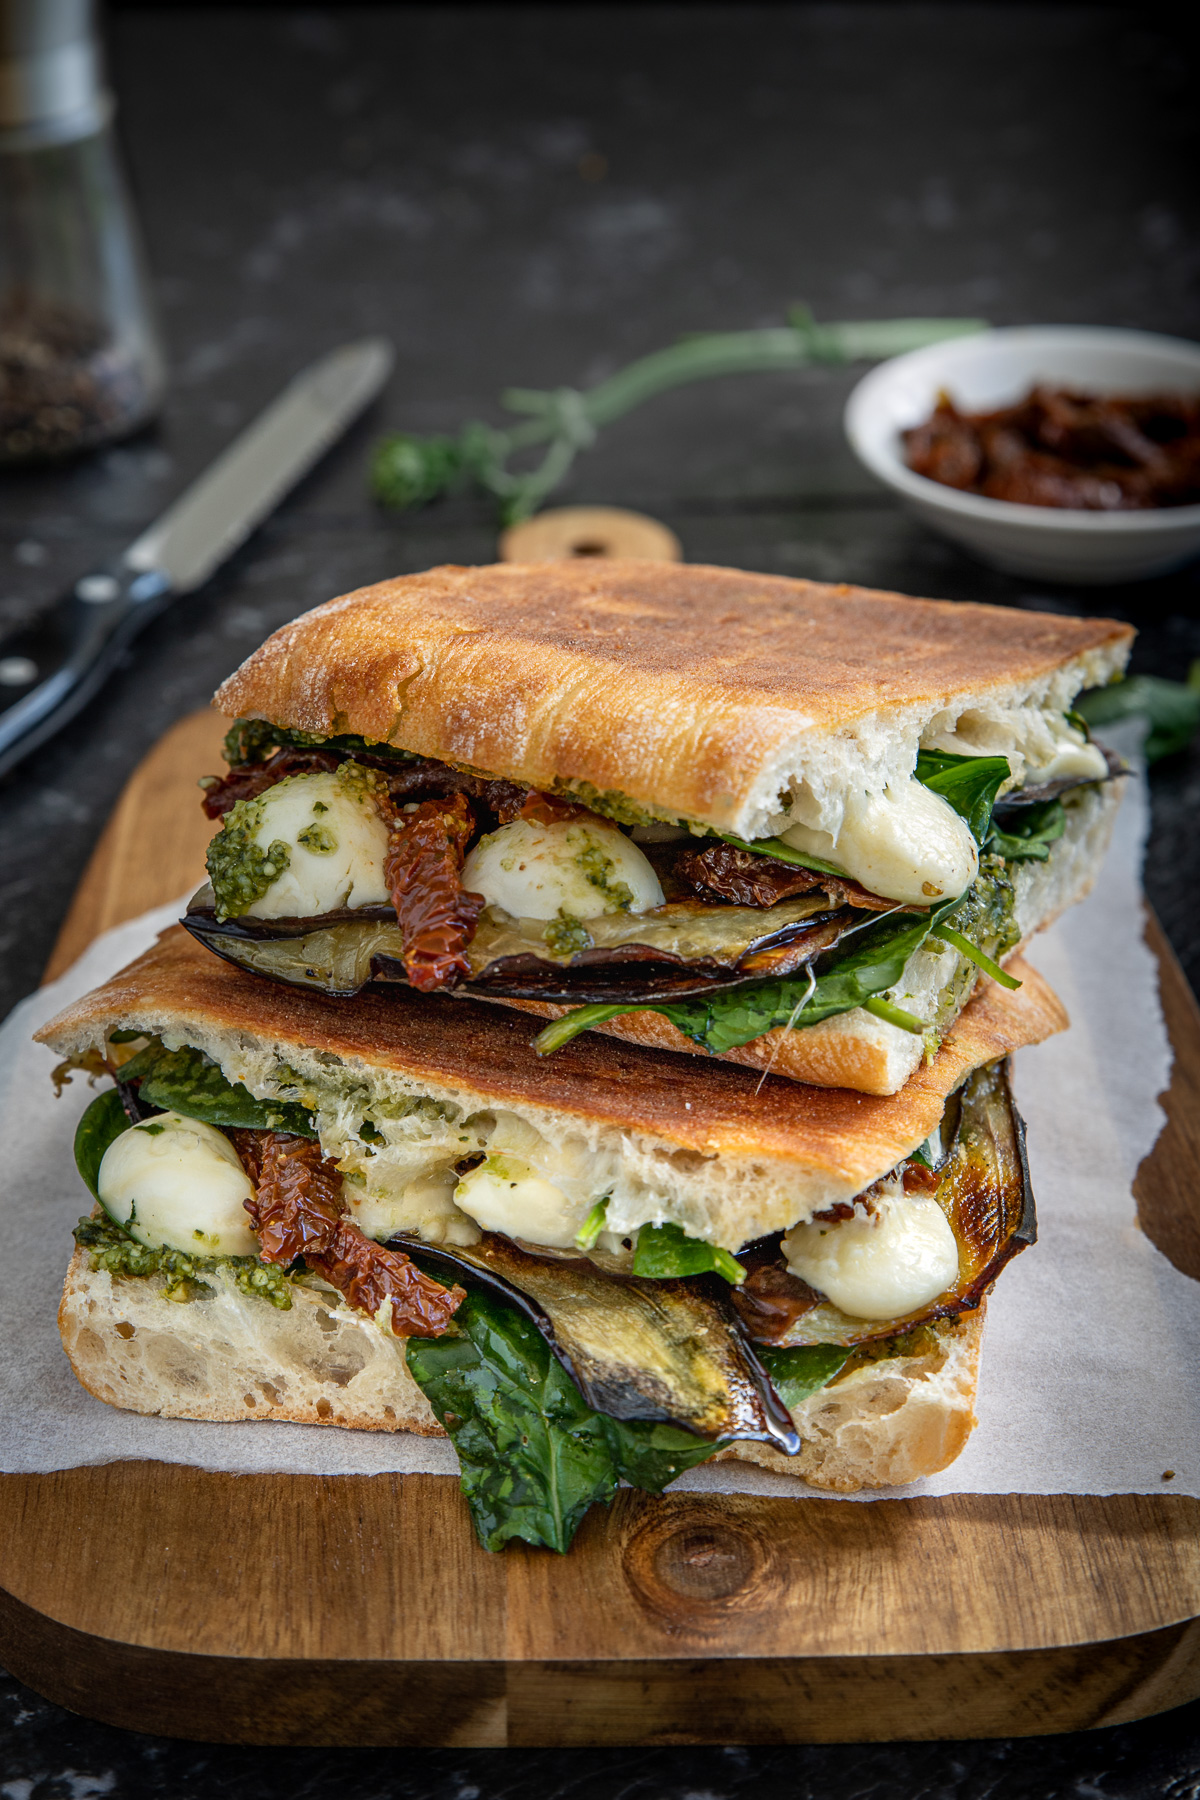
[0,0,164,464]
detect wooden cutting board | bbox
[3,709,1199,1747]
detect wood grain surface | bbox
[6,709,1200,1746]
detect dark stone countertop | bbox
[1,5,1197,1791]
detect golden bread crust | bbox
[38,927,1064,1193]
[211,561,1133,836]
[720,1307,984,1491]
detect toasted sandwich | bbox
[40,925,1064,1551]
[181,561,1129,1095]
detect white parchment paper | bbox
[1,765,1197,1498]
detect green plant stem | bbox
[372,311,988,523]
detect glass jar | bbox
[0,0,165,463]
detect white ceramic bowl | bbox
[844,326,1200,584]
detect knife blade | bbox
[0,336,394,781]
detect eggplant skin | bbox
[733,1058,1035,1349]
[396,1232,800,1456]
[182,886,852,1005]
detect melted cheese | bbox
[780,779,978,904]
[923,706,1108,789]
[462,818,663,922]
[98,1111,258,1257]
[454,1153,584,1247]
[781,1190,960,1319]
[245,770,390,919]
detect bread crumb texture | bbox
[58,1248,441,1433]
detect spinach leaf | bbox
[758,1343,853,1409]
[987,797,1066,862]
[405,1284,724,1553]
[119,1043,316,1137]
[536,898,964,1058]
[716,830,847,878]
[914,750,1012,846]
[223,718,418,767]
[651,898,961,1055]
[632,1222,745,1285]
[74,1089,131,1200]
[1075,671,1200,765]
[405,1287,624,1552]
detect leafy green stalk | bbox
[929,924,1021,989]
[371,310,986,524]
[575,1197,609,1251]
[863,995,925,1034]
[631,1222,746,1285]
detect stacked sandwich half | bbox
[40,562,1131,1550]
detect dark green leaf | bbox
[987,798,1066,862]
[405,1283,726,1553]
[715,831,847,878]
[222,718,419,767]
[1076,674,1200,765]
[631,1222,745,1285]
[651,899,961,1055]
[119,1043,316,1137]
[600,1416,729,1492]
[758,1343,853,1410]
[914,750,1012,846]
[74,1089,131,1201]
[405,1286,620,1553]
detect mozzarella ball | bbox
[453,1154,583,1248]
[462,818,664,922]
[782,1192,960,1320]
[244,770,390,919]
[98,1111,258,1258]
[782,779,978,904]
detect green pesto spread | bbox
[206,794,291,921]
[543,910,594,958]
[74,1213,294,1309]
[575,837,634,911]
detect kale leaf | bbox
[405,1284,724,1553]
[758,1343,852,1409]
[986,797,1066,862]
[74,1088,131,1200]
[118,1043,316,1137]
[914,750,1012,846]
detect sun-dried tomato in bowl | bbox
[903,386,1200,510]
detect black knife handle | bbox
[0,565,174,781]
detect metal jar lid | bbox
[0,0,111,149]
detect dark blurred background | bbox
[1,5,1198,1793]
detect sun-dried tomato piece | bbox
[316,1219,465,1336]
[674,843,911,914]
[244,1133,344,1263]
[380,791,485,991]
[240,1131,464,1336]
[200,747,341,819]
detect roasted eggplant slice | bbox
[183,883,856,1003]
[733,1058,1034,1348]
[991,744,1124,813]
[392,1231,801,1455]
